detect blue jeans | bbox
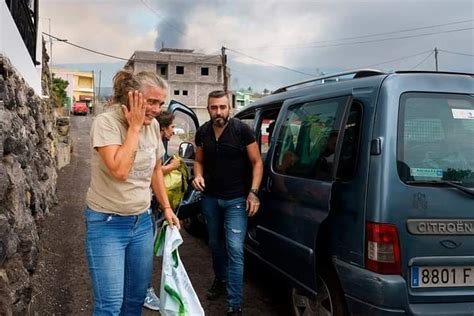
[201,195,247,308]
[84,207,154,316]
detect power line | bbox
[239,27,474,52]
[289,27,474,50]
[312,19,473,44]
[359,49,434,68]
[240,19,474,50]
[42,32,221,64]
[411,50,435,70]
[42,32,129,61]
[438,49,474,57]
[139,0,186,36]
[226,47,316,77]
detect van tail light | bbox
[366,222,401,274]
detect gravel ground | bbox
[29,114,292,316]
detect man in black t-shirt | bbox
[193,90,263,316]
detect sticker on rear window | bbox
[410,168,443,178]
[451,109,474,120]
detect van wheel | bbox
[291,265,348,316]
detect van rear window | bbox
[397,93,474,188]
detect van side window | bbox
[239,114,255,130]
[167,109,198,157]
[337,102,363,180]
[273,97,347,180]
[258,109,280,160]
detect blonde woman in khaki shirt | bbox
[85,69,180,315]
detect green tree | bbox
[51,75,69,108]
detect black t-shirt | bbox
[195,118,255,199]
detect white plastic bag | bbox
[155,223,205,316]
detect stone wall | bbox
[0,53,58,314]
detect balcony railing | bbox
[6,0,38,64]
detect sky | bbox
[40,0,474,91]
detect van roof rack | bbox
[395,70,474,76]
[272,69,386,94]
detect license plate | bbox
[411,266,474,288]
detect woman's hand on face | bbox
[164,208,181,229]
[122,90,145,131]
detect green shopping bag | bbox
[154,222,205,316]
[162,155,189,211]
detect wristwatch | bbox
[250,188,259,196]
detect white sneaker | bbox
[143,287,160,311]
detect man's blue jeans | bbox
[201,195,247,308]
[84,207,153,316]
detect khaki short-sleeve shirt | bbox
[86,106,165,215]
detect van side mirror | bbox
[179,142,195,159]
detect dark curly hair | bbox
[156,110,175,129]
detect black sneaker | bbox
[227,306,242,316]
[206,278,226,300]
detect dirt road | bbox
[29,114,292,315]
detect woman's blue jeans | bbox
[84,207,153,316]
[201,195,247,308]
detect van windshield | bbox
[397,93,474,188]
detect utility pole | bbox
[92,70,95,114]
[48,18,52,72]
[40,17,53,82]
[40,18,67,84]
[98,70,102,102]
[221,46,228,93]
[434,47,439,72]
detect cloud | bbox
[180,4,325,67]
[41,0,473,90]
[40,1,157,64]
[150,0,473,74]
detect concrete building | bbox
[125,48,229,123]
[235,90,255,110]
[52,69,95,111]
[234,89,270,111]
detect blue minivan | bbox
[168,70,474,315]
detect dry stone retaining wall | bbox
[0,54,58,315]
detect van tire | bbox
[291,264,348,316]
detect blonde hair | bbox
[112,69,168,105]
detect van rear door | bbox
[369,73,474,308]
[398,92,474,303]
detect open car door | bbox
[166,100,203,221]
[166,100,200,169]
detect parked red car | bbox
[72,102,88,115]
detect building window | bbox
[174,90,180,95]
[176,66,184,74]
[183,90,188,96]
[201,67,209,76]
[157,64,167,76]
